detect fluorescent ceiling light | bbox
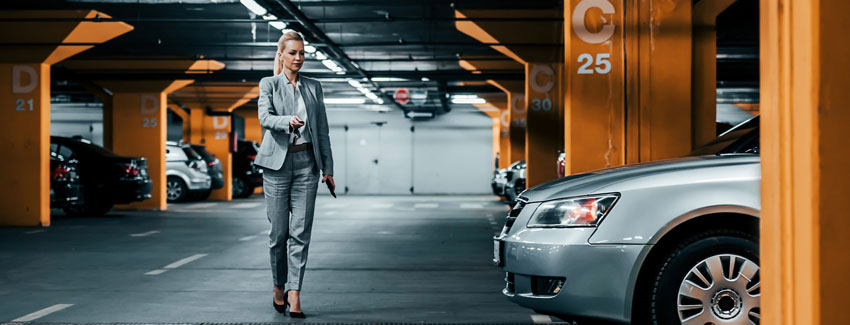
[262,14,277,20]
[324,98,366,104]
[321,60,339,71]
[304,45,317,53]
[347,80,363,88]
[365,92,378,100]
[450,95,486,104]
[357,88,370,94]
[315,51,327,60]
[421,77,430,82]
[405,111,435,118]
[376,98,385,104]
[371,77,408,82]
[240,0,267,16]
[269,21,287,30]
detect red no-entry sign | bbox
[394,88,410,105]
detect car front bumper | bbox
[498,227,645,323]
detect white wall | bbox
[50,103,104,146]
[326,107,493,195]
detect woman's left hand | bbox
[322,174,335,192]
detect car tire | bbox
[232,177,247,199]
[167,176,189,202]
[650,230,760,325]
[238,185,255,198]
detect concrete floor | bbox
[0,194,557,323]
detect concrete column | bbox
[96,80,195,211]
[0,10,131,226]
[692,0,737,148]
[172,83,259,201]
[525,63,564,187]
[488,81,526,169]
[760,0,850,323]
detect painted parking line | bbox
[130,230,160,237]
[239,231,268,241]
[24,229,46,234]
[145,253,207,275]
[187,202,218,209]
[461,203,484,209]
[530,314,553,323]
[12,304,74,322]
[413,203,439,209]
[231,202,262,209]
[371,203,393,209]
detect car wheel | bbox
[232,177,247,199]
[238,185,254,198]
[650,231,760,325]
[167,177,189,202]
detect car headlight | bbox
[526,194,620,227]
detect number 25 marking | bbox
[577,53,612,75]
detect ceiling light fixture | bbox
[240,0,267,16]
[324,98,366,104]
[315,51,327,60]
[450,94,486,104]
[304,45,317,53]
[347,80,363,88]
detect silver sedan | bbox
[494,117,761,324]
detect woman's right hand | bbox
[290,116,305,129]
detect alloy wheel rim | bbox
[677,253,760,324]
[167,180,182,200]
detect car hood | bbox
[521,154,760,202]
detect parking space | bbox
[0,195,558,323]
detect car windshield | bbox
[688,116,760,156]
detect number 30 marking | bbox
[577,53,612,75]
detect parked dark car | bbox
[189,144,224,200]
[233,139,263,198]
[50,136,152,217]
[49,151,83,211]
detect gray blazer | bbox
[253,74,333,176]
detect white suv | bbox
[165,141,211,202]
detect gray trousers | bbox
[262,149,320,292]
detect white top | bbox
[284,75,312,145]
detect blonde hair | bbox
[277,31,303,52]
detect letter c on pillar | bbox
[530,64,555,93]
[140,94,159,115]
[572,0,616,44]
[12,65,37,94]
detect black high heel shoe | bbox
[287,293,306,318]
[273,293,287,314]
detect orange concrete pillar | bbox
[172,83,259,201]
[234,105,262,143]
[0,10,131,226]
[63,60,223,210]
[760,0,850,323]
[167,103,191,142]
[563,0,626,173]
[525,63,564,187]
[456,9,564,187]
[625,0,693,163]
[95,81,195,211]
[692,0,737,148]
[489,81,527,169]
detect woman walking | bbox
[253,31,335,318]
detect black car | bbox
[50,151,83,211]
[189,144,224,200]
[50,136,153,217]
[233,139,263,198]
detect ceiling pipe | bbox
[263,0,404,111]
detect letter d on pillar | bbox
[140,94,159,115]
